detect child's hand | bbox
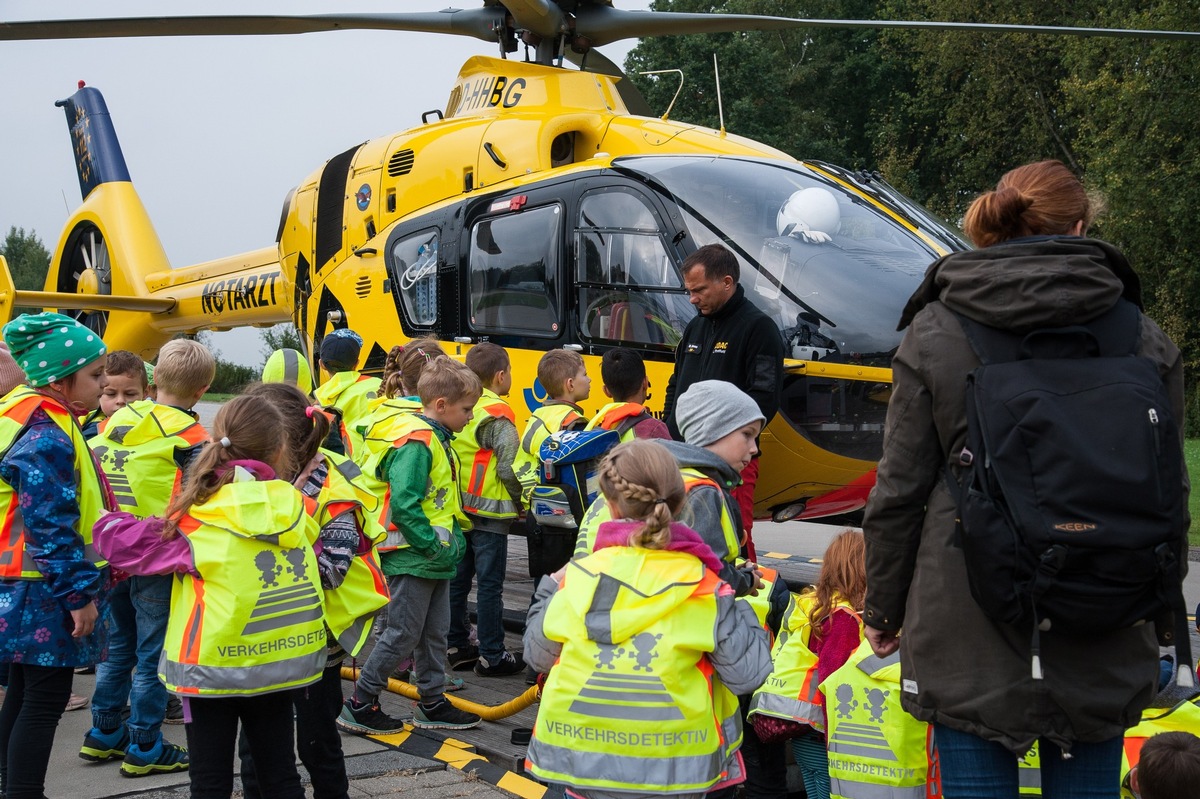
[70,601,98,638]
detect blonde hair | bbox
[154,339,216,397]
[806,529,866,629]
[381,338,446,399]
[597,440,685,550]
[162,394,286,537]
[418,357,482,405]
[963,160,1101,248]
[537,349,585,398]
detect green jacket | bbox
[379,418,466,580]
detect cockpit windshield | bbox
[615,156,967,365]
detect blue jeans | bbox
[91,575,172,747]
[448,528,509,663]
[934,723,1122,799]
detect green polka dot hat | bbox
[1,312,108,388]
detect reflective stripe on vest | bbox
[308,450,389,656]
[738,564,780,645]
[359,409,466,551]
[451,389,519,519]
[0,387,109,579]
[749,595,860,733]
[527,549,741,793]
[822,640,929,799]
[515,404,583,504]
[90,400,206,519]
[585,402,652,443]
[161,478,324,696]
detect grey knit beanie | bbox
[676,380,766,447]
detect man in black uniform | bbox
[663,243,784,558]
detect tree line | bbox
[627,0,1199,429]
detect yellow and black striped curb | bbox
[368,725,549,799]
[758,550,824,566]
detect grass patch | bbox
[1189,439,1200,547]
[200,392,237,403]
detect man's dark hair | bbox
[1138,732,1200,799]
[601,348,646,403]
[681,243,739,283]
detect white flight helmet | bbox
[776,187,842,238]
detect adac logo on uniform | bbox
[569,633,685,721]
[712,341,729,354]
[244,548,322,636]
[828,680,898,761]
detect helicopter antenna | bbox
[638,69,685,122]
[713,54,726,137]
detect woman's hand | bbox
[864,625,900,657]
[70,601,98,638]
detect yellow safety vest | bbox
[737,563,783,646]
[161,474,325,697]
[315,372,381,458]
[359,408,468,551]
[574,467,741,561]
[89,400,207,519]
[303,450,390,657]
[584,401,653,443]
[1119,697,1200,798]
[450,388,519,520]
[0,387,109,579]
[749,593,860,734]
[514,403,584,505]
[820,639,930,799]
[527,547,743,794]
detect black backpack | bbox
[945,300,1193,682]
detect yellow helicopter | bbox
[1,2,1196,521]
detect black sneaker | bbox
[524,664,540,685]
[447,644,480,671]
[475,651,526,677]
[336,698,409,736]
[163,695,184,725]
[413,698,481,730]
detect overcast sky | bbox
[0,1,650,365]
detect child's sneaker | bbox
[447,644,480,671]
[524,664,540,686]
[475,651,526,678]
[79,726,129,762]
[413,698,481,730]
[164,695,184,724]
[120,738,189,777]
[337,698,409,736]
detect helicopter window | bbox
[575,189,693,348]
[617,155,965,364]
[468,205,561,336]
[391,232,439,327]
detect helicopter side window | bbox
[574,190,693,348]
[391,231,439,327]
[468,205,561,337]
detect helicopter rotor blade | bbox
[572,7,1200,47]
[501,0,567,40]
[0,10,504,44]
[563,48,654,117]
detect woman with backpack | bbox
[861,160,1189,798]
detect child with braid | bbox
[524,440,772,799]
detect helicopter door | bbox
[465,200,565,342]
[574,187,693,351]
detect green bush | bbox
[209,359,256,394]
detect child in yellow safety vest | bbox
[584,348,669,442]
[342,358,483,734]
[1130,730,1200,799]
[513,348,591,507]
[0,313,112,799]
[313,328,381,459]
[749,530,867,799]
[236,382,388,799]
[524,439,772,799]
[95,394,324,799]
[447,343,526,677]
[82,338,214,777]
[79,349,148,438]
